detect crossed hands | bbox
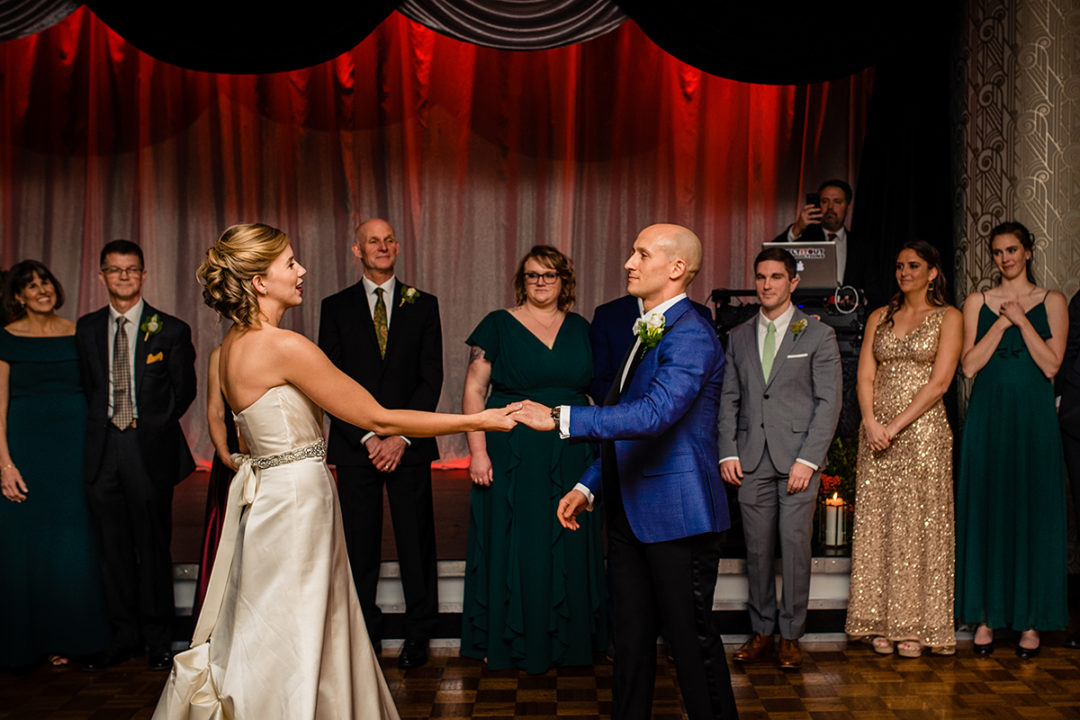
[998,300,1029,328]
[366,435,408,473]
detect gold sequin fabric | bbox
[845,309,955,649]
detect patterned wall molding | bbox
[954,0,1080,567]
[955,0,1080,301]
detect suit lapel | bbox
[764,308,806,390]
[745,320,766,391]
[622,298,691,397]
[134,303,152,406]
[351,283,382,364]
[94,308,109,385]
[384,281,408,362]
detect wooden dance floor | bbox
[5,639,1080,719]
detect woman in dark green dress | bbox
[0,261,109,668]
[956,222,1069,659]
[461,246,607,673]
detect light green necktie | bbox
[762,321,777,380]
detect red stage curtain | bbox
[0,7,872,460]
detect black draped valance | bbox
[6,1,894,84]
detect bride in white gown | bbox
[154,224,518,720]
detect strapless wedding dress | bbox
[154,385,398,719]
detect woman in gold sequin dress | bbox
[845,241,963,657]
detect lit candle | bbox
[824,492,846,546]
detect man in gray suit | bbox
[718,246,842,670]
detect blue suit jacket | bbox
[571,298,729,543]
[589,294,713,402]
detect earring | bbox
[928,279,934,292]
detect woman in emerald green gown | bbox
[461,246,607,673]
[956,222,1069,659]
[0,261,109,668]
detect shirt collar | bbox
[109,298,144,326]
[759,301,795,332]
[642,292,687,319]
[361,275,396,297]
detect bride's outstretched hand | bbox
[478,404,521,432]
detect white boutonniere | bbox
[633,311,666,358]
[791,318,808,337]
[399,286,420,307]
[140,313,163,341]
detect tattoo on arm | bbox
[468,345,486,369]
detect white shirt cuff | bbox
[718,455,739,464]
[787,227,800,242]
[572,482,594,509]
[795,458,818,471]
[558,405,571,439]
[360,431,411,446]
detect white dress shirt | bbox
[719,300,817,472]
[563,293,688,505]
[788,225,847,283]
[361,275,396,327]
[107,299,144,421]
[358,275,409,446]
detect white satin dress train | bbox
[153,385,399,719]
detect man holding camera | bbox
[773,179,858,290]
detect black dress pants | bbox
[337,463,439,644]
[86,427,175,655]
[605,481,738,720]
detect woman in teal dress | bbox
[956,222,1069,659]
[461,245,607,673]
[0,261,109,668]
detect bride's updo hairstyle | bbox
[198,223,290,328]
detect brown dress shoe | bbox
[733,633,774,663]
[777,638,802,669]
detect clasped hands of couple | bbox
[471,399,589,530]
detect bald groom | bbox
[517,225,737,719]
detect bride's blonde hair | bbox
[198,223,291,327]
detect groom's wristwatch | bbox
[550,406,561,429]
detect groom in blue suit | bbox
[518,224,737,719]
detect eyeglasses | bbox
[101,266,143,277]
[523,271,559,284]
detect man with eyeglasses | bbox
[75,239,196,672]
[319,218,443,669]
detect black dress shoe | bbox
[398,639,429,669]
[1016,643,1040,660]
[83,648,134,672]
[1065,630,1080,649]
[148,652,173,671]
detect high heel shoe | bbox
[1016,630,1040,660]
[972,626,994,657]
[1015,644,1040,660]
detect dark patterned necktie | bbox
[111,316,134,429]
[827,232,838,242]
[374,288,388,358]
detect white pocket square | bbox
[787,353,809,359]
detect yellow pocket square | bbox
[146,351,164,365]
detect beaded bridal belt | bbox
[246,439,326,470]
